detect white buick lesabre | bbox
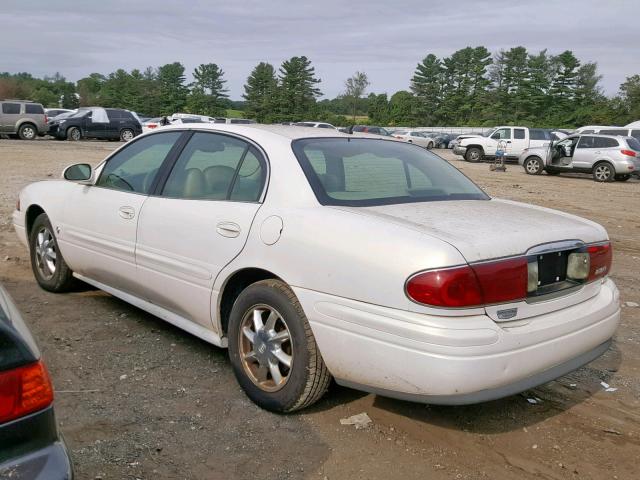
[13,125,620,412]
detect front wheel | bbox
[227,279,331,412]
[29,213,76,292]
[67,127,81,141]
[120,128,134,142]
[593,162,615,182]
[523,157,543,175]
[465,147,483,163]
[18,123,37,140]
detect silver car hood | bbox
[339,199,607,263]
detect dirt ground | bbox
[1,138,639,480]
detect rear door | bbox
[135,131,267,331]
[59,131,184,294]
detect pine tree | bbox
[243,62,277,122]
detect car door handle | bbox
[118,206,135,220]
[216,222,241,238]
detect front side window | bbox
[293,138,488,206]
[96,131,182,194]
[491,128,511,140]
[162,132,265,201]
[2,103,20,114]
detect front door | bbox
[135,131,267,331]
[58,131,183,293]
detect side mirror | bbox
[63,163,92,183]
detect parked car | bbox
[45,108,74,118]
[13,124,620,412]
[293,121,336,129]
[0,283,73,479]
[393,130,436,149]
[519,134,640,182]
[351,125,393,136]
[48,107,142,141]
[0,99,48,140]
[454,126,552,162]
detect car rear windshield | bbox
[292,138,489,207]
[627,137,640,151]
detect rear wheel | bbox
[29,213,75,292]
[227,279,331,412]
[67,127,81,141]
[523,156,543,175]
[465,147,483,163]
[120,128,134,142]
[593,162,615,182]
[18,123,37,140]
[615,174,631,182]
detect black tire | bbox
[29,213,75,292]
[67,127,81,141]
[523,156,543,175]
[120,128,134,142]
[18,123,37,140]
[465,147,483,163]
[614,174,631,182]
[227,279,331,412]
[593,162,615,182]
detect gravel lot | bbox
[1,138,639,480]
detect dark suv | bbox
[0,283,73,479]
[0,100,48,139]
[48,107,142,141]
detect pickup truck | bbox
[453,126,552,162]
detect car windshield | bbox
[292,138,489,207]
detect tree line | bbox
[1,46,638,128]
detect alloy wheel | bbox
[239,305,293,392]
[34,227,57,280]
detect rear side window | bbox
[2,103,20,114]
[162,132,265,201]
[514,128,526,139]
[530,129,550,140]
[593,137,619,148]
[25,104,44,114]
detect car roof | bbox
[153,123,377,140]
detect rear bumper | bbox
[294,278,620,404]
[0,441,73,480]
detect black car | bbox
[48,107,142,142]
[0,284,73,479]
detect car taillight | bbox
[406,258,528,308]
[621,149,636,157]
[0,360,54,424]
[587,242,612,281]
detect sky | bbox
[2,0,638,100]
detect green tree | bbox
[344,71,370,121]
[243,62,277,122]
[187,63,229,116]
[411,54,442,125]
[277,56,322,121]
[157,62,188,115]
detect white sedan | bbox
[13,124,620,412]
[393,130,436,149]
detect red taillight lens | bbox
[587,242,612,281]
[0,360,54,424]
[621,149,636,157]
[407,266,483,307]
[407,258,528,308]
[472,258,528,305]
